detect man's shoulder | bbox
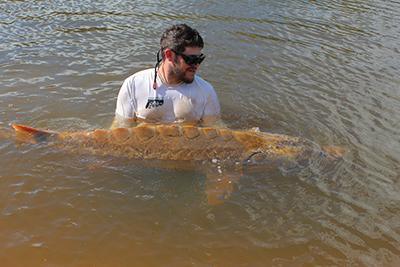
[194,75,214,93]
[125,68,154,82]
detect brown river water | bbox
[1,0,400,266]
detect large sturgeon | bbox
[11,123,342,165]
[11,123,344,204]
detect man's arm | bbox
[111,77,137,129]
[110,114,137,129]
[201,86,225,127]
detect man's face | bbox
[171,46,203,83]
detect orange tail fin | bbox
[322,145,347,160]
[11,124,57,143]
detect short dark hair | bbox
[160,24,204,58]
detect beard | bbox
[170,63,196,84]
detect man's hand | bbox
[110,115,137,129]
[200,115,226,128]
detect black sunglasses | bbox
[171,49,205,65]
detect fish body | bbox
[11,123,319,166]
[11,123,344,205]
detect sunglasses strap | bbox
[153,50,162,90]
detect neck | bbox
[159,62,182,85]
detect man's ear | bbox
[163,48,176,62]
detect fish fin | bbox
[322,145,346,160]
[11,124,57,143]
[205,168,242,206]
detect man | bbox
[112,24,221,128]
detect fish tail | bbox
[322,145,346,160]
[11,124,57,143]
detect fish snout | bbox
[243,151,269,165]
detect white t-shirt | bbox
[115,68,220,123]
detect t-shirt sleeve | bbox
[115,78,137,118]
[203,85,221,117]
